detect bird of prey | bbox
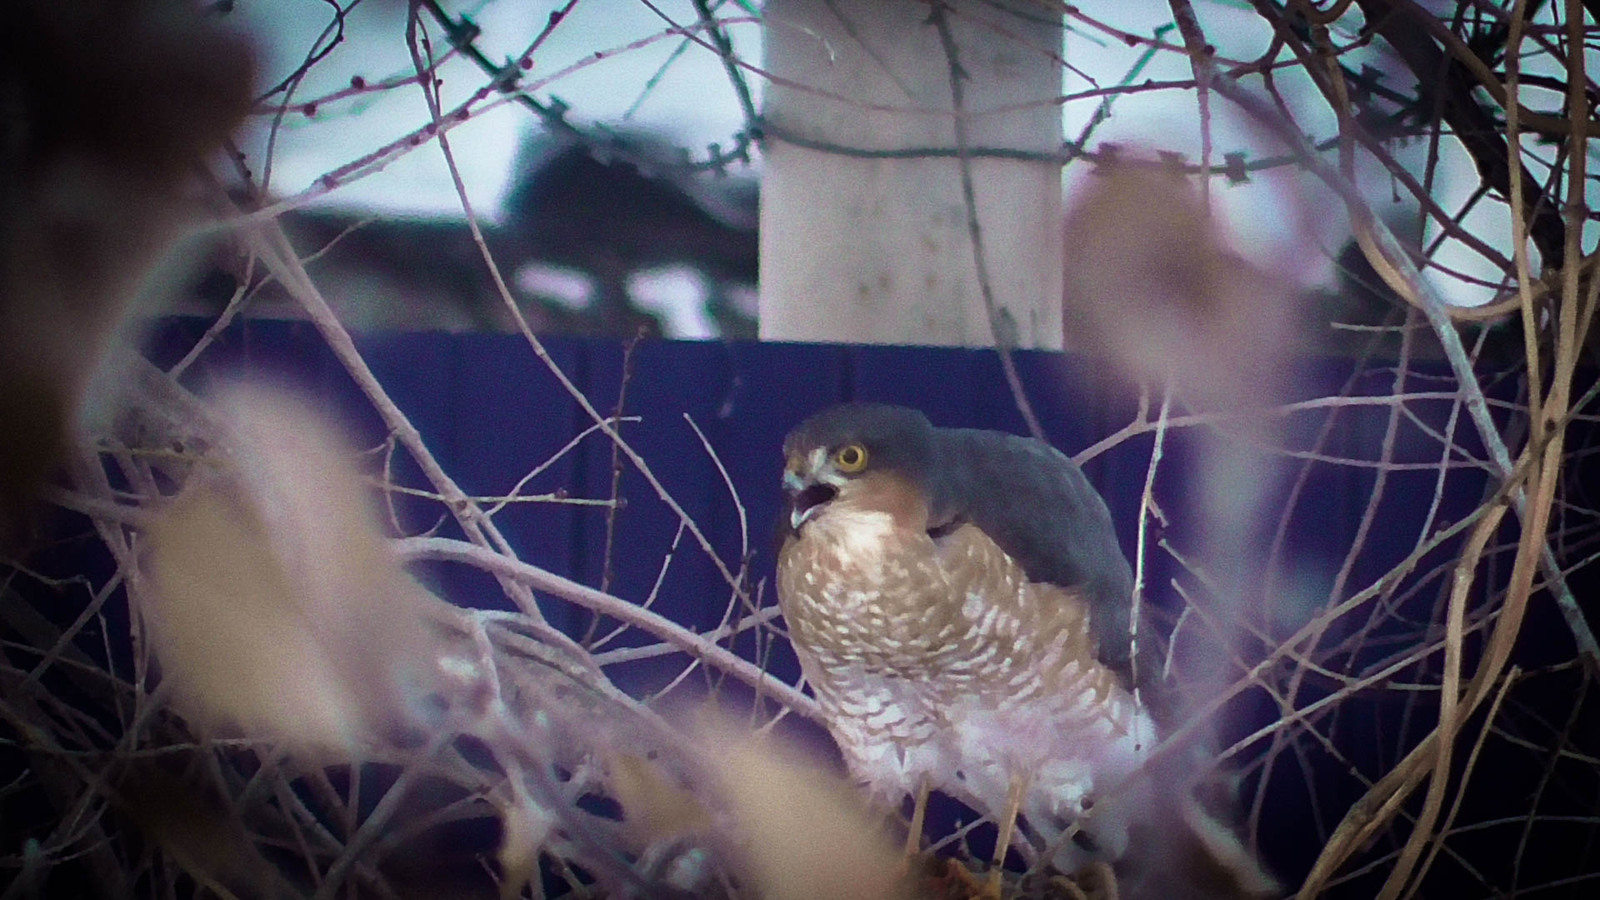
[775,403,1272,898]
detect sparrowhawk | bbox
[775,403,1273,898]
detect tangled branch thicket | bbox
[2,1,1599,898]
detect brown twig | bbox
[1351,0,1569,268]
[927,0,1046,442]
[403,9,753,603]
[1198,49,1600,684]
[1167,0,1216,208]
[393,536,821,722]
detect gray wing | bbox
[928,428,1135,677]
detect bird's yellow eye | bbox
[834,443,868,473]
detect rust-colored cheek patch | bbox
[842,470,930,532]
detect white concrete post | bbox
[758,0,1063,349]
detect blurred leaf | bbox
[612,751,712,843]
[0,0,254,545]
[699,716,908,900]
[114,764,292,899]
[1061,154,1293,409]
[496,794,554,900]
[143,385,446,756]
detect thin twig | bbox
[1166,0,1214,208]
[1202,54,1600,682]
[927,0,1045,441]
[393,536,820,722]
[404,13,753,604]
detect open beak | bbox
[788,482,837,530]
[784,451,838,530]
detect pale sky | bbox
[229,0,1560,309]
[233,0,761,220]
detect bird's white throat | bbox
[811,506,899,564]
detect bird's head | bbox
[781,403,936,533]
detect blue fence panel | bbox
[132,316,1576,894]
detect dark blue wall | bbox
[141,318,1490,657]
[134,317,1586,895]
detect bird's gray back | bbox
[928,427,1135,674]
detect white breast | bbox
[809,506,899,569]
[811,665,955,800]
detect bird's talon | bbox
[1067,860,1118,900]
[928,858,1002,900]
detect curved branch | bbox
[1352,0,1568,267]
[393,536,821,723]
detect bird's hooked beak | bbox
[784,448,839,530]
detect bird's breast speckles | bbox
[778,508,949,664]
[778,491,1148,807]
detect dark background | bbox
[87,318,1597,895]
